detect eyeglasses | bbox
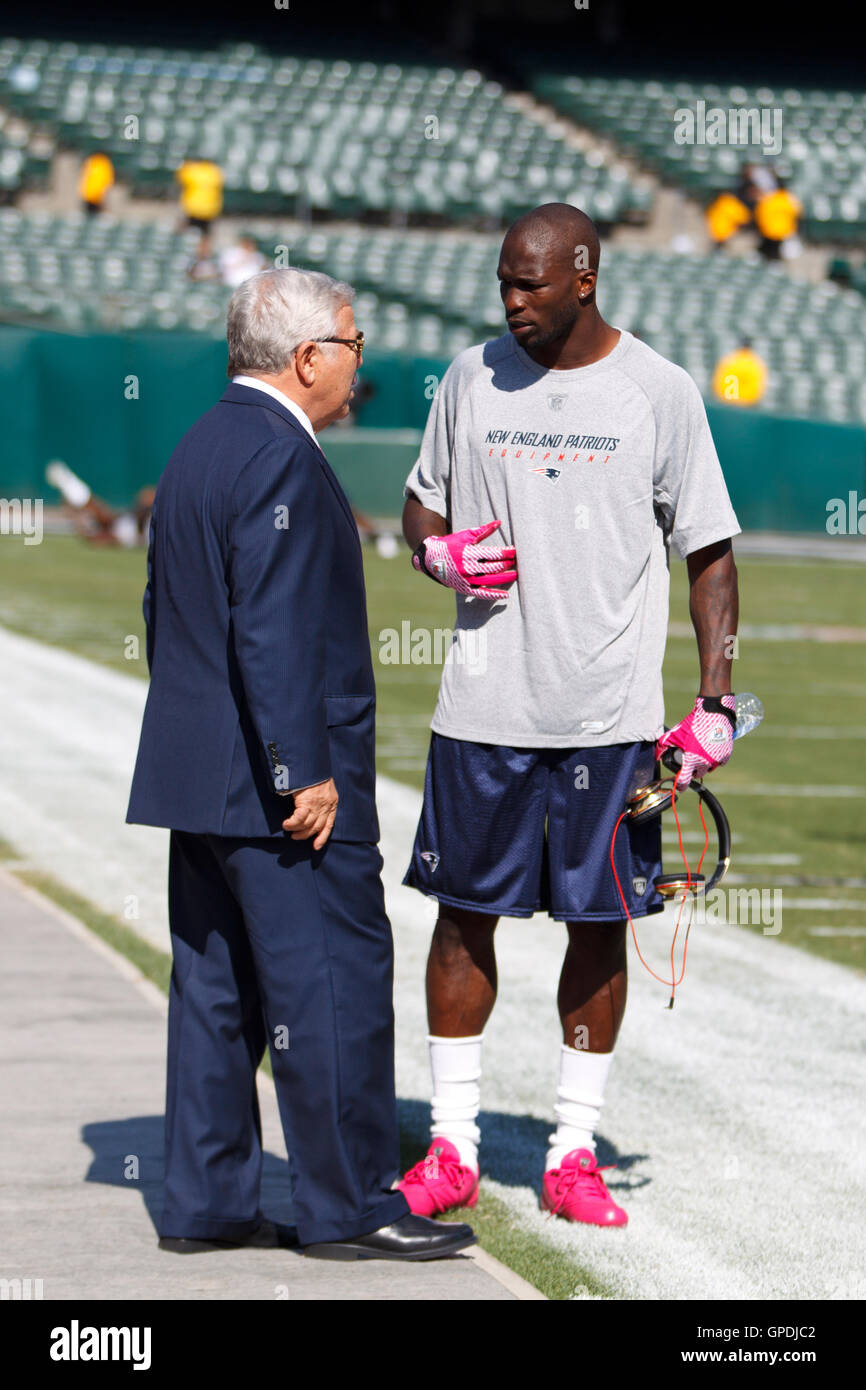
[320,331,365,362]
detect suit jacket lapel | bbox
[221,384,360,540]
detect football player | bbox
[399,203,740,1226]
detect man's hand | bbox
[412,520,517,599]
[656,695,737,788]
[282,778,339,849]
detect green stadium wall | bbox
[1,325,863,533]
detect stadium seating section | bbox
[0,37,650,224]
[533,74,866,243]
[0,35,864,425]
[2,209,864,424]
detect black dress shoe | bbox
[158,1219,299,1253]
[302,1212,477,1262]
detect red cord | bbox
[610,768,708,1006]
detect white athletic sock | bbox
[428,1033,483,1172]
[545,1045,615,1172]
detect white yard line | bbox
[1,622,864,1301]
[757,728,866,739]
[727,854,801,864]
[717,784,866,797]
[810,927,866,937]
[775,897,866,910]
[668,622,866,642]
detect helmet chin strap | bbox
[611,761,732,1008]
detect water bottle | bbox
[732,691,764,740]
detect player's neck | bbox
[525,312,621,372]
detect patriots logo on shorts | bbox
[530,467,561,482]
[632,877,647,896]
[420,850,440,872]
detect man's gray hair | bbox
[226,267,355,376]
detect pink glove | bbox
[412,520,517,599]
[656,694,737,788]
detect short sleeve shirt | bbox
[404,329,741,748]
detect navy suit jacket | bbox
[126,383,379,842]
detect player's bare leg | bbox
[426,906,499,1036]
[541,919,629,1226]
[399,907,498,1213]
[557,919,627,1052]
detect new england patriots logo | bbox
[530,467,561,482]
[420,850,440,872]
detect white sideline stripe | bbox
[463,1243,547,1300]
[0,864,542,1303]
[1,622,865,1301]
[732,532,866,561]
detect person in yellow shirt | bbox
[754,182,801,260]
[712,339,767,406]
[175,159,224,234]
[79,152,115,215]
[705,190,751,250]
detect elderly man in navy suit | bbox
[127,267,475,1262]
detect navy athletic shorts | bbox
[403,733,665,923]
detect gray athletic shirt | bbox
[404,329,741,748]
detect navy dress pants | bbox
[160,830,410,1246]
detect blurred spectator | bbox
[737,160,778,210]
[185,234,268,285]
[175,158,224,234]
[736,162,759,210]
[754,180,802,260]
[78,152,115,216]
[186,233,220,281]
[45,461,155,548]
[218,235,268,287]
[705,190,751,250]
[712,339,767,406]
[351,505,399,558]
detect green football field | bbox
[0,532,864,971]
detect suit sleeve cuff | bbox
[266,740,331,797]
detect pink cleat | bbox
[398,1138,480,1216]
[541,1148,628,1227]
